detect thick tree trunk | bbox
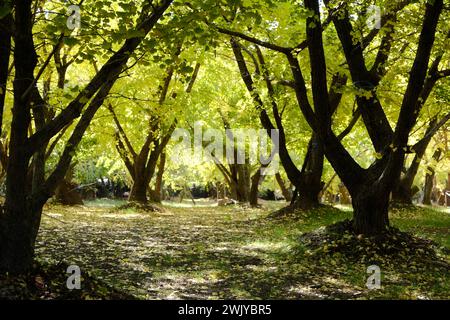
[0,207,40,273]
[300,134,324,206]
[129,175,149,204]
[236,164,250,202]
[338,183,351,205]
[229,182,238,200]
[0,12,12,138]
[392,182,414,205]
[352,184,390,235]
[294,190,321,209]
[290,134,324,209]
[0,0,37,273]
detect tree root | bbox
[268,203,337,219]
[299,219,449,269]
[0,260,135,300]
[117,201,165,213]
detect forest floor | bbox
[28,199,450,300]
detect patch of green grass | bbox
[390,205,450,248]
[84,198,127,208]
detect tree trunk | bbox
[129,175,149,204]
[290,134,324,209]
[422,173,435,205]
[392,181,414,205]
[250,166,266,207]
[236,163,250,202]
[0,0,37,273]
[151,152,166,203]
[52,161,84,205]
[300,133,324,206]
[352,184,390,235]
[275,173,292,202]
[423,148,442,205]
[0,207,40,273]
[392,118,438,205]
[0,12,12,138]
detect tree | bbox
[214,0,449,234]
[108,54,200,204]
[393,113,450,204]
[0,0,173,273]
[203,110,272,206]
[297,0,446,234]
[229,40,327,209]
[216,7,357,211]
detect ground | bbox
[23,199,449,300]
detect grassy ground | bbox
[33,199,449,300]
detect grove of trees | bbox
[0,0,449,278]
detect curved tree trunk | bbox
[250,165,268,207]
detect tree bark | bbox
[352,183,390,235]
[294,133,324,208]
[0,0,39,273]
[249,168,262,206]
[129,173,150,203]
[275,173,292,202]
[149,152,166,203]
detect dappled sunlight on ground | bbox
[35,200,449,299]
